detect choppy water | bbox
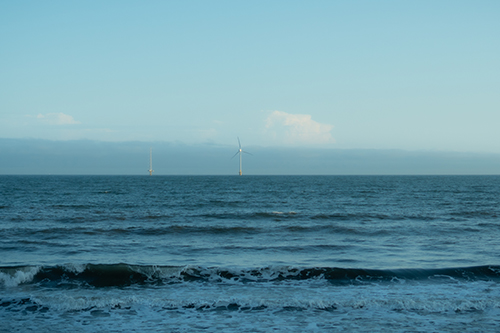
[1,175,500,332]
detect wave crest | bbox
[2,264,500,288]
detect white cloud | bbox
[265,111,334,145]
[36,113,80,125]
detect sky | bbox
[1,1,499,175]
[1,1,499,151]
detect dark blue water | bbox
[1,176,500,332]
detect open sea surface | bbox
[1,175,500,332]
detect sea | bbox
[1,175,500,332]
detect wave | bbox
[4,221,485,239]
[7,209,498,225]
[2,264,500,288]
[6,295,492,314]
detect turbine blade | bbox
[237,137,241,149]
[242,151,253,156]
[231,151,240,159]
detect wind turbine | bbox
[148,147,154,176]
[231,137,252,176]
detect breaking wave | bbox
[2,264,500,288]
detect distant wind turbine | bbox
[148,147,154,176]
[231,137,252,176]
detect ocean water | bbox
[1,175,500,332]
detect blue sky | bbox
[1,1,499,153]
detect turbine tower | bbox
[148,147,154,176]
[231,137,252,175]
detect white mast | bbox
[239,147,242,176]
[148,148,153,176]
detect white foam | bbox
[0,266,40,287]
[272,211,297,215]
[4,279,500,332]
[62,263,88,274]
[130,264,186,280]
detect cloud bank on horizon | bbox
[2,138,500,175]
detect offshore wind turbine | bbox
[148,147,154,176]
[231,137,252,176]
